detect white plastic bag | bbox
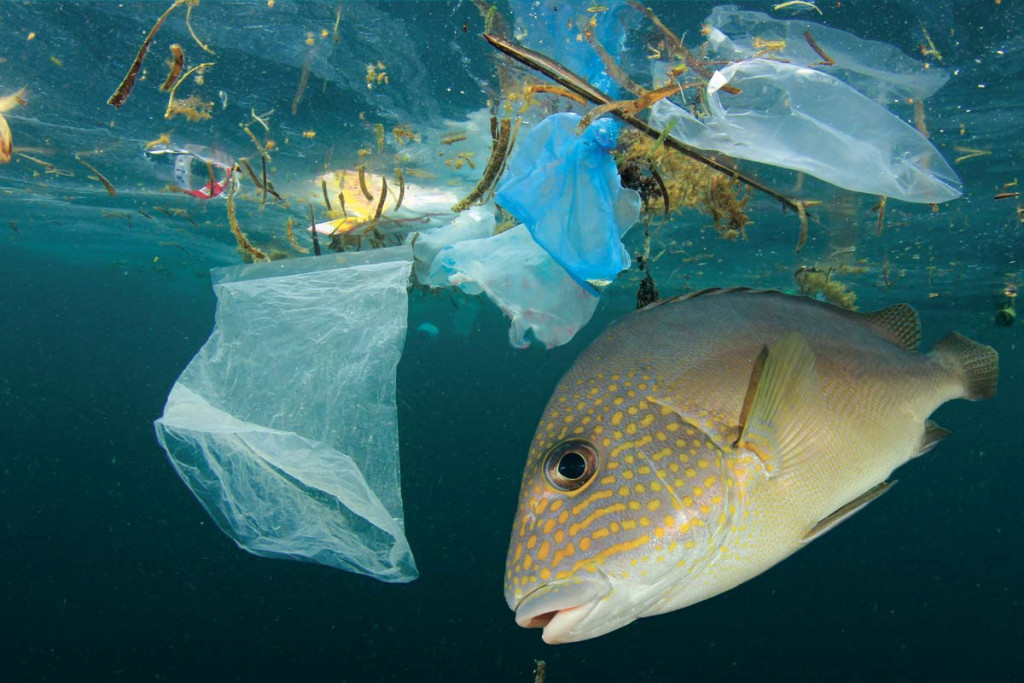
[154,247,418,583]
[428,224,599,349]
[412,205,496,285]
[649,59,961,203]
[704,5,949,102]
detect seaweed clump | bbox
[795,266,857,310]
[617,130,750,240]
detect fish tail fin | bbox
[931,332,998,400]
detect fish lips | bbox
[513,576,611,644]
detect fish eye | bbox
[544,440,599,492]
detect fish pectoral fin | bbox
[801,480,896,543]
[734,332,823,478]
[915,419,951,458]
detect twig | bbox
[159,44,184,91]
[482,34,799,212]
[308,203,321,256]
[804,31,835,67]
[75,155,117,196]
[321,178,332,212]
[358,164,373,201]
[872,196,887,235]
[452,117,510,212]
[393,168,405,211]
[773,1,822,15]
[185,3,215,54]
[227,168,268,261]
[108,0,184,108]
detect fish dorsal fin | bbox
[915,419,951,458]
[858,303,921,352]
[735,332,823,478]
[801,481,896,543]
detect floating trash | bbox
[704,5,949,102]
[428,224,600,349]
[495,113,640,287]
[155,247,418,583]
[648,59,962,203]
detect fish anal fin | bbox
[860,303,921,352]
[801,481,896,543]
[915,419,951,458]
[734,332,822,478]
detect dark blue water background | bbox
[1,1,1022,681]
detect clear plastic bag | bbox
[154,247,418,583]
[428,224,599,349]
[412,205,496,285]
[494,113,641,286]
[704,5,949,102]
[648,59,961,203]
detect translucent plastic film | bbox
[649,59,961,203]
[412,205,496,285]
[428,224,599,349]
[154,248,417,583]
[704,5,949,102]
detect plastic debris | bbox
[495,113,641,287]
[704,5,949,102]
[428,224,599,349]
[648,59,961,203]
[145,142,237,199]
[154,247,418,583]
[415,322,440,339]
[411,205,495,285]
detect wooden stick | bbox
[482,34,799,212]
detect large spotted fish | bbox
[505,288,998,643]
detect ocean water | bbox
[1,2,1021,681]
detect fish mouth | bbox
[514,578,609,644]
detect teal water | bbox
[1,2,1022,681]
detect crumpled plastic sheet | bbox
[648,59,961,203]
[412,205,496,285]
[704,5,949,102]
[428,224,599,349]
[495,113,641,286]
[154,247,418,583]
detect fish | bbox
[504,288,998,644]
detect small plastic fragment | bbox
[428,224,599,349]
[648,59,961,203]
[494,113,641,287]
[154,248,418,583]
[145,142,238,199]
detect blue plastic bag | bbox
[495,113,641,287]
